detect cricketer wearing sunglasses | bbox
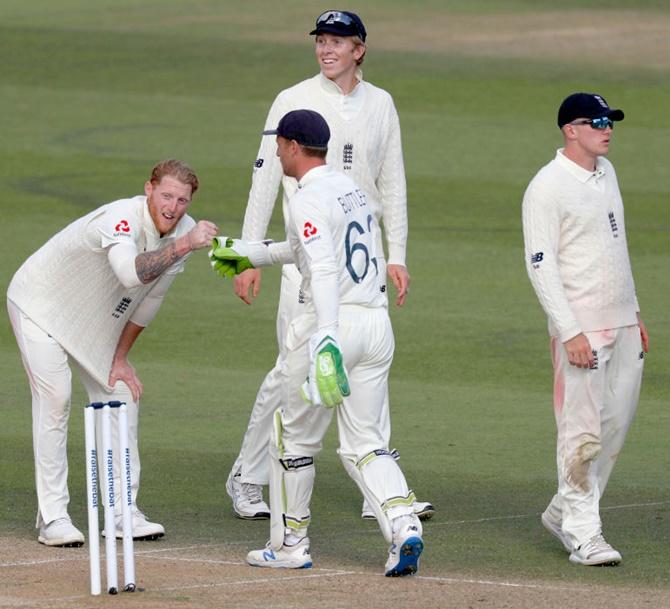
[522,93,649,566]
[223,10,434,523]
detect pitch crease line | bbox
[156,570,355,592]
[430,499,669,527]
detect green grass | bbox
[0,0,668,591]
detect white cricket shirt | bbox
[522,149,639,342]
[286,165,387,328]
[242,72,408,266]
[7,196,194,385]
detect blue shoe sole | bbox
[385,536,424,577]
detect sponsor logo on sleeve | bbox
[530,251,544,268]
[302,221,320,244]
[254,158,264,169]
[113,219,131,237]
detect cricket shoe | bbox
[362,500,436,522]
[246,537,313,569]
[385,517,424,577]
[226,470,270,520]
[103,508,165,541]
[38,517,84,547]
[541,510,572,552]
[569,534,621,566]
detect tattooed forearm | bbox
[135,242,181,284]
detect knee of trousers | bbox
[561,438,602,493]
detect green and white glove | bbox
[209,236,273,278]
[301,329,350,408]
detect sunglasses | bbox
[316,10,355,26]
[570,117,614,130]
[315,11,364,37]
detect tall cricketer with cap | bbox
[221,9,434,524]
[522,93,648,566]
[211,108,425,576]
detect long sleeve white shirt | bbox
[242,72,408,266]
[522,149,639,342]
[285,165,386,329]
[7,196,194,385]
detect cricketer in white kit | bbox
[7,160,218,547]
[522,93,649,566]
[226,8,433,523]
[211,109,424,576]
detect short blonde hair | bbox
[150,159,199,194]
[352,36,366,65]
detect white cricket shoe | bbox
[541,511,572,552]
[38,517,85,547]
[362,500,435,521]
[569,533,621,566]
[385,517,424,577]
[103,508,165,540]
[226,470,270,520]
[247,537,313,569]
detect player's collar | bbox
[555,148,607,183]
[318,70,363,96]
[298,164,332,189]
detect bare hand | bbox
[638,314,649,353]
[188,220,219,250]
[563,333,594,369]
[234,268,262,305]
[109,357,143,402]
[387,264,410,307]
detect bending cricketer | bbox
[225,8,433,523]
[212,109,424,576]
[7,160,218,546]
[522,93,648,566]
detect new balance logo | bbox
[530,251,544,268]
[262,550,276,561]
[608,211,619,237]
[254,158,264,168]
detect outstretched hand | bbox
[188,221,219,250]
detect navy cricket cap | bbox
[557,92,625,129]
[263,109,331,150]
[309,10,367,42]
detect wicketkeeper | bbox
[211,110,424,576]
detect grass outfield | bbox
[0,0,668,601]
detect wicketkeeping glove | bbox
[301,329,350,408]
[209,236,273,278]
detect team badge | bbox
[343,143,353,170]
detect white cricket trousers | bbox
[8,300,141,528]
[275,304,414,533]
[233,263,392,485]
[545,325,644,549]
